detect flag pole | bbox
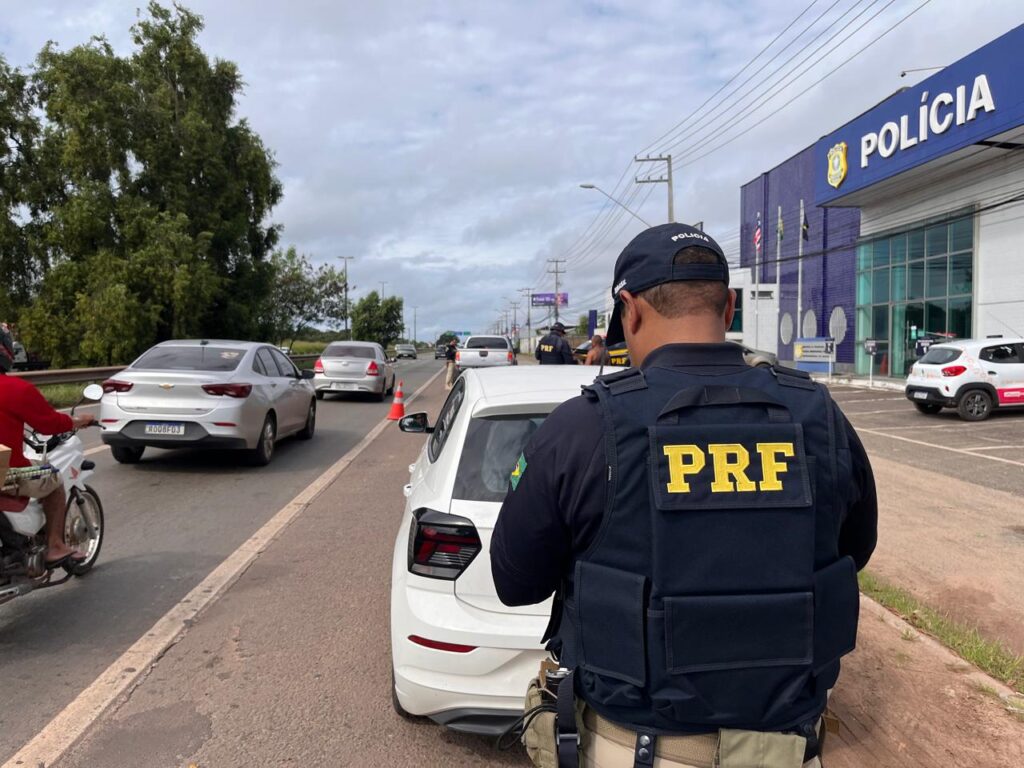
[754,212,761,348]
[776,205,782,348]
[797,199,804,340]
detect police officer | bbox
[492,224,877,768]
[536,322,576,365]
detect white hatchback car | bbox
[390,366,600,735]
[905,337,1024,421]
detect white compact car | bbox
[99,340,317,465]
[905,337,1024,421]
[390,366,600,735]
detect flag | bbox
[802,212,809,241]
[777,208,784,241]
[753,213,762,255]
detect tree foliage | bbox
[351,291,404,349]
[261,246,348,346]
[4,2,282,366]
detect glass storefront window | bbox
[855,213,973,376]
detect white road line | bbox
[3,367,444,768]
[961,444,1024,452]
[844,409,912,416]
[858,428,1024,468]
[83,445,106,457]
[833,396,906,403]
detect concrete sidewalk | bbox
[48,375,1023,768]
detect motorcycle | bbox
[0,384,105,606]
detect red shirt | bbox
[0,374,74,468]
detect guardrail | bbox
[13,354,323,386]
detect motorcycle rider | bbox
[0,328,95,564]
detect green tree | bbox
[262,246,348,346]
[575,314,589,335]
[351,291,404,348]
[436,331,459,346]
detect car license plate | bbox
[145,422,186,436]
[913,391,928,400]
[332,382,353,390]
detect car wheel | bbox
[387,376,395,396]
[914,402,942,415]
[251,414,276,465]
[391,669,420,721]
[315,390,324,401]
[957,389,993,421]
[297,400,316,440]
[111,445,144,464]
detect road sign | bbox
[915,338,936,357]
[531,293,568,307]
[864,338,878,356]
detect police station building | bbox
[739,24,1024,377]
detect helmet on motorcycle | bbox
[0,326,14,373]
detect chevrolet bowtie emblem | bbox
[159,383,174,389]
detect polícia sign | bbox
[815,24,1024,205]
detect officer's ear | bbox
[620,290,643,336]
[723,288,737,329]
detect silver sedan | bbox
[98,340,317,466]
[312,341,395,401]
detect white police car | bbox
[905,337,1024,421]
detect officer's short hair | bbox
[638,246,729,317]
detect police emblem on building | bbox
[827,142,848,189]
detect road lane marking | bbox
[83,445,106,457]
[3,367,444,768]
[858,428,1024,468]
[961,444,1024,451]
[843,408,912,416]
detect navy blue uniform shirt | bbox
[491,343,878,607]
[535,333,576,365]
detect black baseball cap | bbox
[606,223,729,344]
[551,322,567,333]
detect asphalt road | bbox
[0,357,442,764]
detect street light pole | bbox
[379,281,388,298]
[337,256,355,336]
[579,184,652,227]
[412,306,417,345]
[519,287,532,341]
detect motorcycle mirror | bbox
[82,384,104,401]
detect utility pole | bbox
[379,281,388,298]
[337,256,355,336]
[547,259,566,324]
[509,302,520,344]
[635,154,674,223]
[412,306,418,345]
[519,287,532,341]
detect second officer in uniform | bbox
[535,322,576,365]
[492,224,877,768]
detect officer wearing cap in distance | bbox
[491,224,877,768]
[536,322,576,365]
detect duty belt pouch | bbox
[522,676,559,768]
[717,729,807,768]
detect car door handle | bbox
[403,484,412,498]
[988,371,997,375]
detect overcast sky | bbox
[3,0,1022,340]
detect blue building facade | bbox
[740,147,860,367]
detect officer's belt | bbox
[584,708,718,767]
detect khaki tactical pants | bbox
[445,361,457,390]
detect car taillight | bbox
[408,635,477,653]
[941,365,967,377]
[455,351,461,362]
[408,509,481,580]
[314,358,324,374]
[102,379,133,393]
[366,360,380,376]
[202,383,253,398]
[507,350,513,362]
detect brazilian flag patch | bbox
[510,453,528,491]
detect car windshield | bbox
[453,414,547,502]
[133,346,245,371]
[466,336,507,349]
[919,347,963,365]
[324,344,375,359]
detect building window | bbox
[855,213,973,377]
[729,291,743,333]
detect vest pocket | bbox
[575,561,647,686]
[664,592,813,674]
[812,556,859,672]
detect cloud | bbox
[3,0,1022,340]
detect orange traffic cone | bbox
[387,380,406,420]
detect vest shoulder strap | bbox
[770,363,817,391]
[592,367,647,396]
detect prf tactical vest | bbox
[552,363,860,734]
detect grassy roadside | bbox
[39,381,104,409]
[859,570,1024,692]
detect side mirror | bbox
[82,384,104,401]
[301,369,315,380]
[398,412,433,433]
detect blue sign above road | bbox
[815,24,1024,205]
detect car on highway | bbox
[905,337,1024,421]
[390,366,601,735]
[455,335,515,372]
[313,340,396,401]
[434,344,448,359]
[98,340,317,465]
[395,344,418,360]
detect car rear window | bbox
[453,415,547,502]
[324,344,375,359]
[919,347,963,365]
[466,337,508,349]
[133,346,244,371]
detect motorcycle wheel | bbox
[63,485,104,576]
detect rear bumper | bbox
[101,430,248,450]
[905,385,953,406]
[312,374,384,394]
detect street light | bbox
[579,184,652,227]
